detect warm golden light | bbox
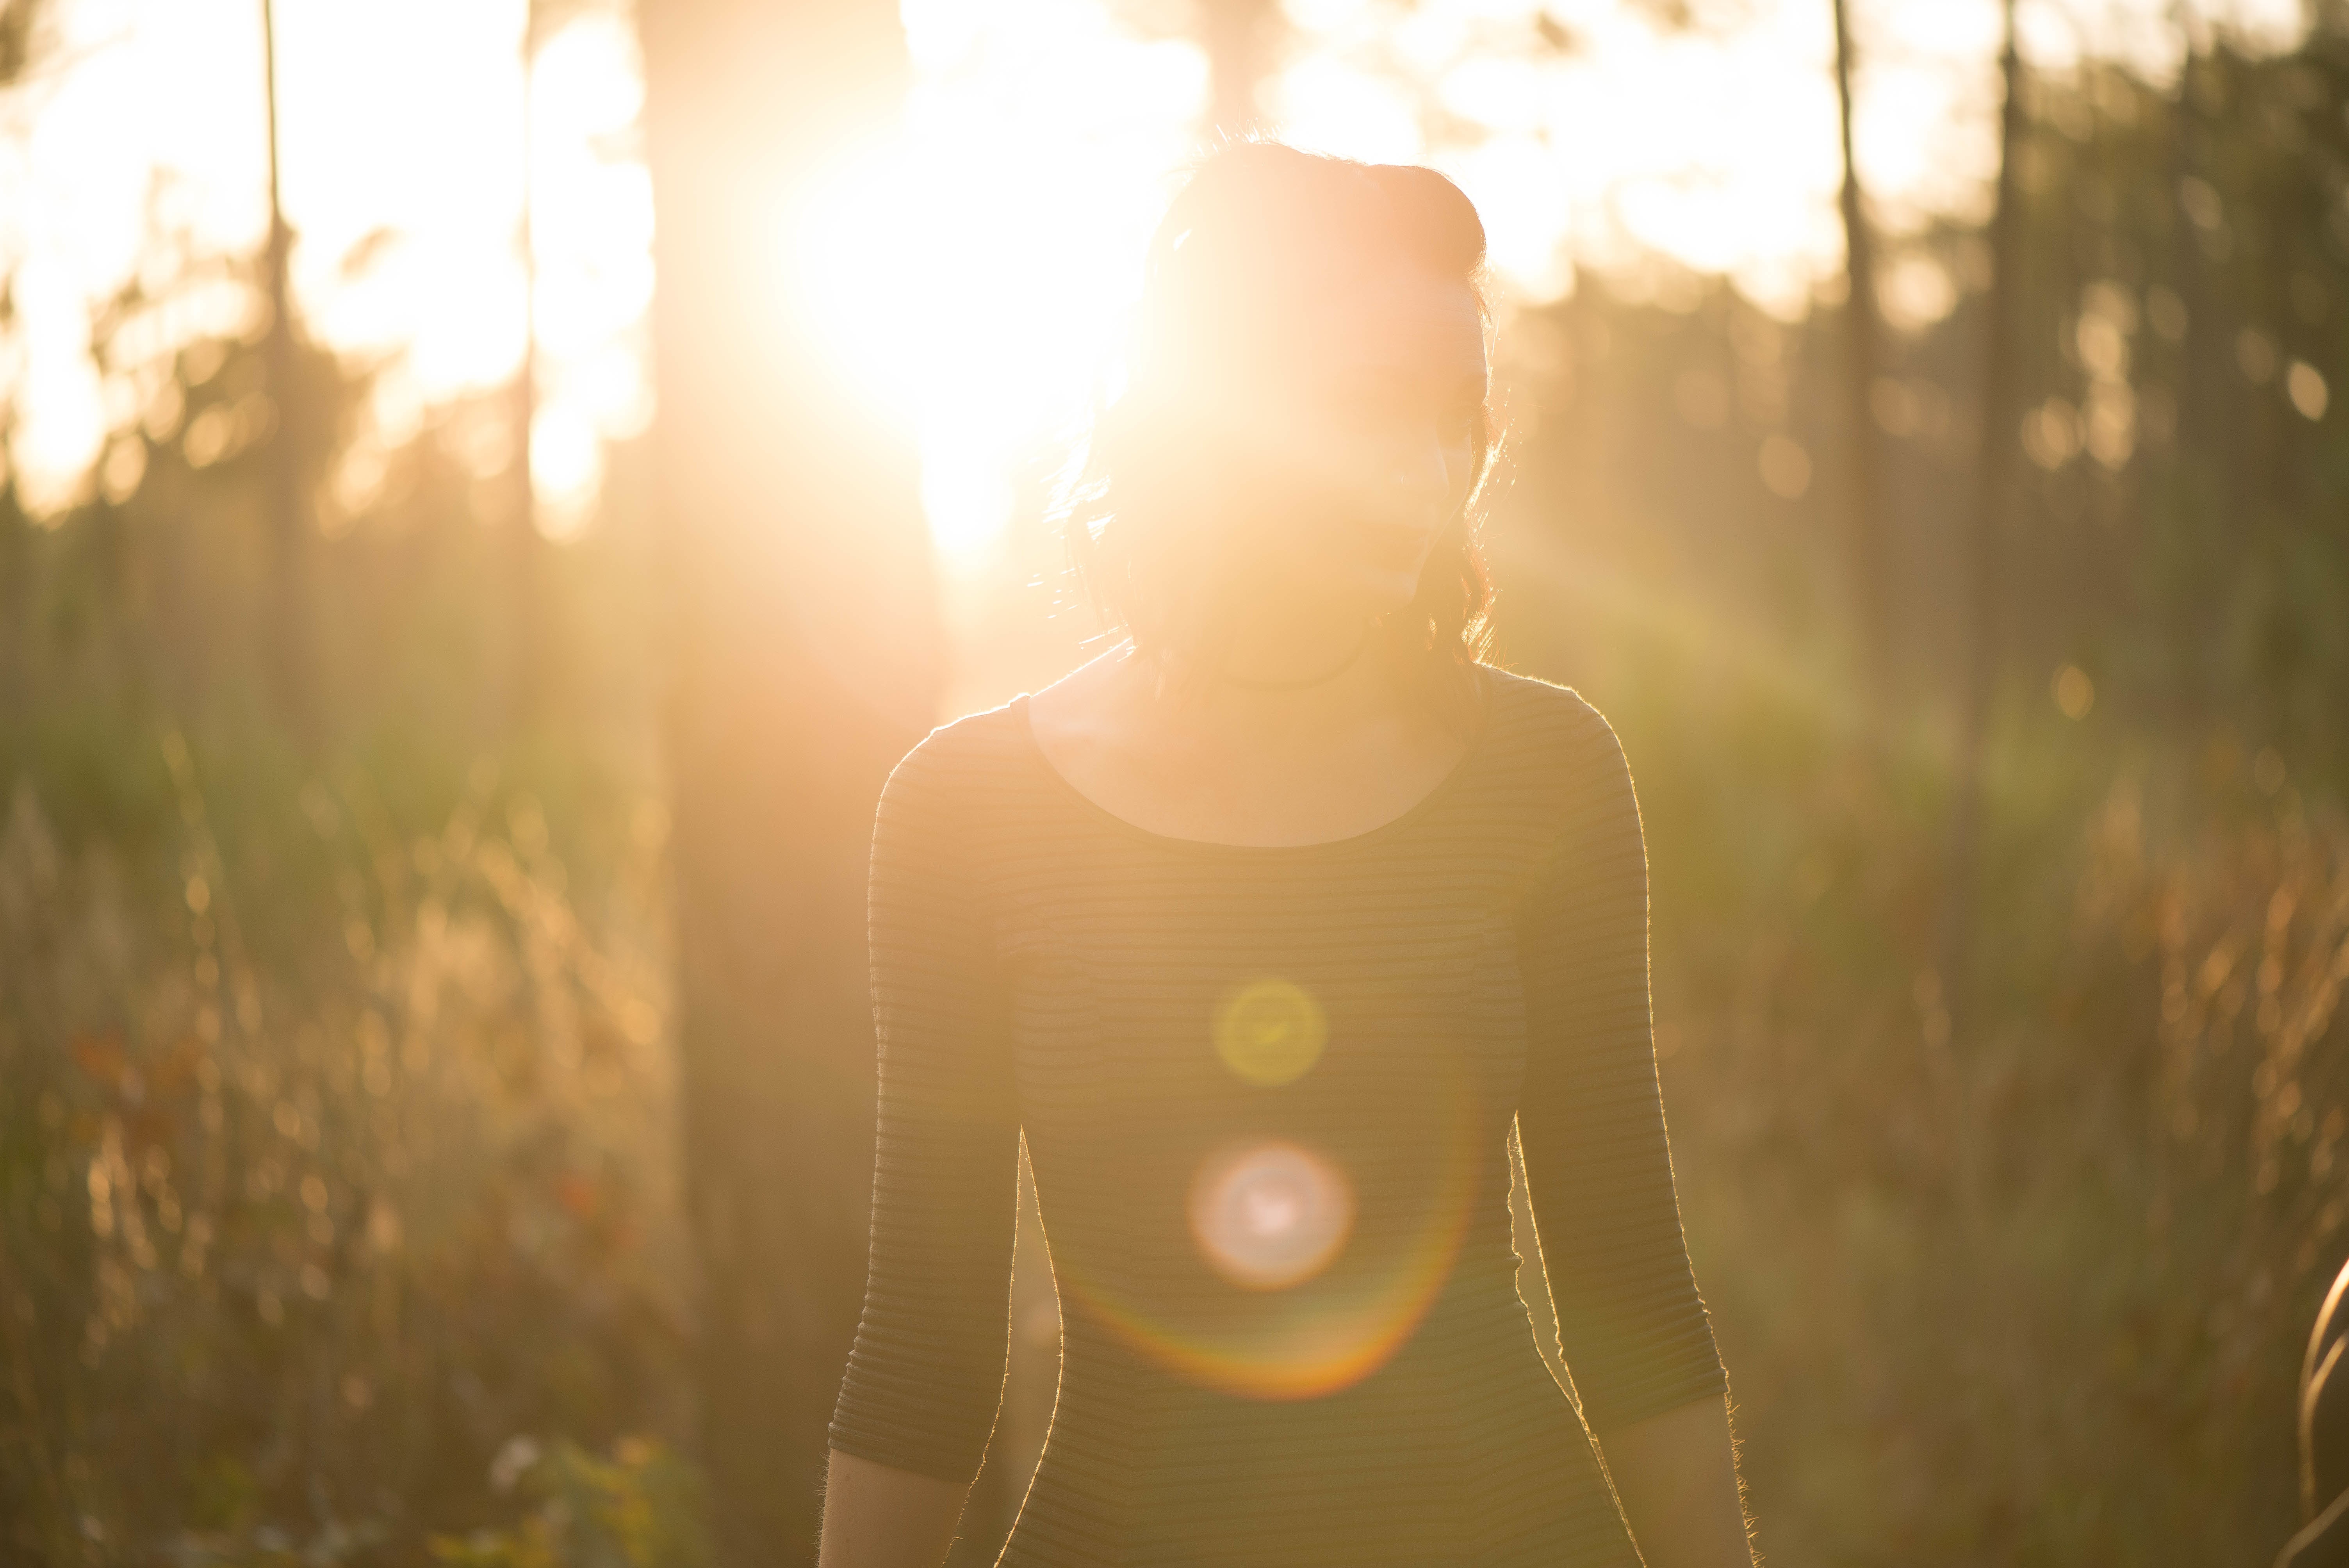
[12,0,2311,542]
[775,134,931,427]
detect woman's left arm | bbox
[1513,698,1752,1568]
[1602,1393,1754,1568]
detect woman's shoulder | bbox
[882,698,1032,805]
[868,702,1044,851]
[889,641,1128,803]
[1470,669,1649,880]
[1476,665,1634,779]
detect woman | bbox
[819,140,1754,1568]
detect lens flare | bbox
[1214,977,1327,1087]
[1053,1044,1479,1403]
[1189,1140,1353,1290]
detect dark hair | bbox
[1053,138,1502,733]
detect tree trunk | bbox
[2162,4,2214,737]
[505,0,545,731]
[259,0,314,737]
[1830,0,1892,723]
[1935,0,2023,1035]
[638,1,945,1560]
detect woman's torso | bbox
[964,666,1648,1567]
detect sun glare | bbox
[778,135,933,425]
[771,0,1212,562]
[1,0,2313,542]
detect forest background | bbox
[3,0,2347,1564]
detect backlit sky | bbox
[0,0,2306,550]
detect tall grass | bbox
[1667,730,2349,1563]
[0,733,695,1563]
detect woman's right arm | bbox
[820,731,1024,1567]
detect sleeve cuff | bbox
[825,1418,991,1487]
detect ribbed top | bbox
[830,665,1727,1567]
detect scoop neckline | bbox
[1012,663,1496,857]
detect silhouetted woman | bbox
[818,140,1755,1568]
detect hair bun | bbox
[1362,163,1488,276]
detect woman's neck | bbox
[1118,616,1410,742]
[1213,606,1373,690]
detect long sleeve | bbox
[1513,705,1727,1436]
[827,732,1023,1482]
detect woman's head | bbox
[1060,140,1501,727]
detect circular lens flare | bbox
[1214,977,1327,1088]
[1189,1140,1353,1290]
[1056,1037,1479,1403]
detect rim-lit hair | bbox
[1054,139,1501,732]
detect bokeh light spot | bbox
[1214,977,1328,1088]
[1189,1140,1353,1291]
[2053,664,2095,720]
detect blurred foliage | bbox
[1639,665,2349,1562]
[5,10,2349,1568]
[0,224,687,1558]
[425,1437,709,1568]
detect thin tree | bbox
[258,0,313,735]
[1830,0,1892,723]
[506,0,544,728]
[2158,0,2215,737]
[1935,0,2025,1035]
[0,2,44,731]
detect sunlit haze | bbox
[1,0,2307,550]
